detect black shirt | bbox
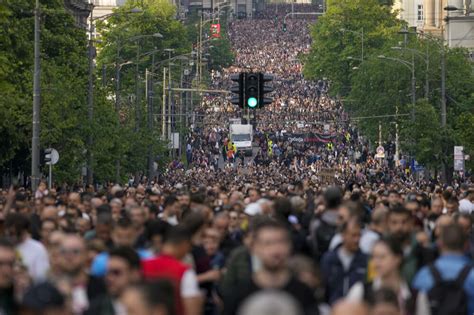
[224,275,319,315]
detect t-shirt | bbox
[224,275,318,315]
[17,238,50,282]
[338,247,355,272]
[142,255,201,315]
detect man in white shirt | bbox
[459,189,474,214]
[5,213,49,283]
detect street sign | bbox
[454,146,465,171]
[46,148,59,165]
[375,146,385,158]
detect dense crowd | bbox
[1,4,474,315]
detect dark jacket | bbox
[320,246,368,305]
[219,246,252,299]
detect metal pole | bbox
[146,68,153,178]
[87,5,94,186]
[425,43,429,99]
[361,27,364,61]
[441,47,446,127]
[31,0,41,192]
[168,54,173,157]
[48,163,52,190]
[395,106,400,165]
[378,121,382,147]
[199,15,203,86]
[411,54,416,121]
[115,44,121,184]
[162,67,167,140]
[115,42,121,112]
[135,41,140,131]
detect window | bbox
[417,4,424,21]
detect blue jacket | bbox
[320,247,368,305]
[412,254,474,315]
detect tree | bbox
[304,0,402,96]
[94,0,192,180]
[0,0,89,184]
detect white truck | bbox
[229,124,253,156]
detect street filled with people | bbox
[1,4,474,315]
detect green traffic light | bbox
[247,97,258,108]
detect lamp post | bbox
[31,0,41,192]
[115,33,162,113]
[341,27,364,61]
[391,46,429,99]
[164,48,175,156]
[86,6,142,186]
[378,55,416,121]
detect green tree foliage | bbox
[304,0,402,96]
[304,0,474,176]
[94,0,193,182]
[0,0,89,184]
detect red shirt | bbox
[142,255,190,315]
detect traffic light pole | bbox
[31,0,41,193]
[48,162,52,190]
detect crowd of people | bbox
[1,4,474,315]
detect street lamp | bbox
[378,55,416,121]
[341,27,364,61]
[116,32,163,112]
[86,6,142,185]
[391,46,430,99]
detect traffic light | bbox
[244,73,259,109]
[283,23,287,32]
[259,73,274,107]
[44,148,52,165]
[230,73,244,108]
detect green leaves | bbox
[304,0,474,175]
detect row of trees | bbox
[0,0,234,186]
[304,0,474,178]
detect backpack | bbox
[315,219,337,259]
[427,264,472,315]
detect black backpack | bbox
[427,264,472,315]
[315,219,337,259]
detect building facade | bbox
[394,0,474,50]
[64,0,91,29]
[393,0,425,28]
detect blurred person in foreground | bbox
[412,223,474,315]
[120,280,175,315]
[142,225,202,315]
[223,219,318,315]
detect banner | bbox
[210,24,221,38]
[280,132,336,144]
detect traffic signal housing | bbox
[44,148,52,165]
[229,72,274,109]
[259,73,274,108]
[283,23,287,32]
[230,73,244,108]
[244,73,259,109]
